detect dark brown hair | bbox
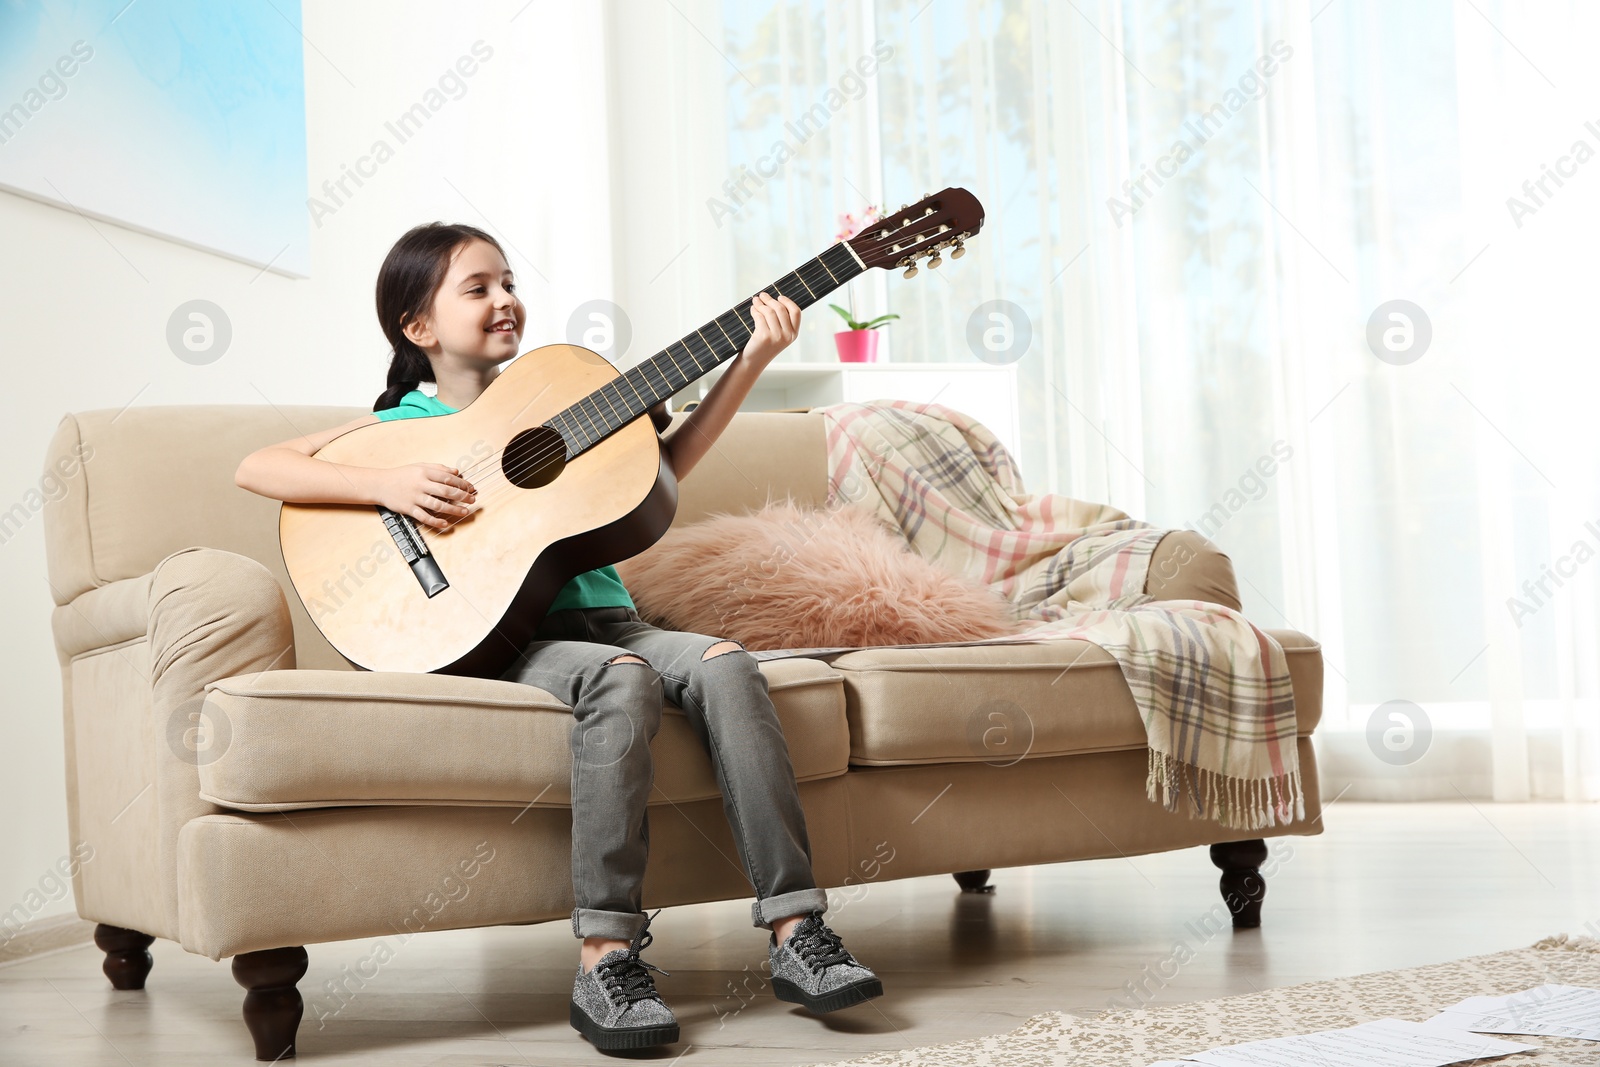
[372,222,508,412]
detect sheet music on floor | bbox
[1146,1018,1536,1067]
[745,630,1066,662]
[1427,984,1600,1041]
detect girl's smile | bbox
[406,236,527,364]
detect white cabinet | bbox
[672,362,1021,461]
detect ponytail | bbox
[373,343,434,413]
[372,221,506,413]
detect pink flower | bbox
[834,203,883,244]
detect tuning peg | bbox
[928,252,942,269]
[902,261,918,278]
[951,242,966,259]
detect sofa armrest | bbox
[147,547,296,682]
[56,547,296,943]
[51,571,156,664]
[1145,529,1242,611]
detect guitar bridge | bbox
[376,506,450,597]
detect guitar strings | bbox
[421,281,801,529]
[407,220,959,531]
[418,223,954,531]
[442,215,947,489]
[442,256,839,490]
[430,284,809,514]
[433,219,954,519]
[428,254,850,516]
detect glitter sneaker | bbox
[768,910,883,1013]
[569,910,679,1050]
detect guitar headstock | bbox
[845,187,985,278]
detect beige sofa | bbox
[42,404,1325,1060]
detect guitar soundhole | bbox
[502,426,567,489]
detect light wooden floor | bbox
[3,802,1597,1065]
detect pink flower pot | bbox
[834,329,881,363]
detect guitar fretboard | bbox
[549,241,866,454]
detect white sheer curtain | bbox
[604,0,1600,802]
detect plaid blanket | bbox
[818,399,1303,832]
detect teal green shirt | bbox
[375,388,637,614]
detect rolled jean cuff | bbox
[750,888,829,930]
[572,907,647,941]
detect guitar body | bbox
[279,343,678,677]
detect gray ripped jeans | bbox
[497,605,829,941]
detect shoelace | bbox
[596,910,672,1005]
[787,913,853,975]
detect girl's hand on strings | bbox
[737,291,801,372]
[372,463,478,530]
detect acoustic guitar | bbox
[280,187,986,675]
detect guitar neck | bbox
[553,241,867,455]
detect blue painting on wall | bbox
[0,0,310,276]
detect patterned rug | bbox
[805,935,1600,1067]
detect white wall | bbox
[0,1,620,934]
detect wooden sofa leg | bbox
[953,870,994,893]
[232,946,309,1061]
[94,923,155,990]
[1209,839,1268,929]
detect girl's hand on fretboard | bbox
[737,291,801,372]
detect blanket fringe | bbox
[1147,748,1306,832]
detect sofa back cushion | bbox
[42,404,830,671]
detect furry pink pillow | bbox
[615,498,1023,650]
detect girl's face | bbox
[405,237,526,362]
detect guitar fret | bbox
[809,260,838,292]
[661,341,693,381]
[691,332,719,365]
[619,372,647,409]
[718,311,751,346]
[604,381,628,421]
[692,329,721,361]
[594,384,621,426]
[560,419,581,453]
[634,363,663,398]
[609,385,632,430]
[659,343,684,385]
[671,341,699,382]
[579,395,604,440]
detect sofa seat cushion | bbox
[196,659,848,812]
[828,628,1323,766]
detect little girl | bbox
[235,222,881,1051]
